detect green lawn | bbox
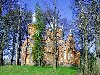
[0,65,78,75]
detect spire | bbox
[32,13,36,23]
[69,29,73,36]
[70,29,72,33]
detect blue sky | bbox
[19,0,73,20]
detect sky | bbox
[18,0,95,52]
[19,0,73,20]
[3,0,96,60]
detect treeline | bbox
[71,0,100,75]
[0,0,32,65]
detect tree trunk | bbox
[0,30,6,66]
[53,29,57,69]
[11,34,15,65]
[53,0,58,69]
[16,11,22,65]
[84,39,89,75]
[0,4,3,66]
[0,47,3,66]
[16,25,21,65]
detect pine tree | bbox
[33,4,45,66]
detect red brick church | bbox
[21,23,80,66]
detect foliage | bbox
[32,4,45,66]
[71,0,100,75]
[0,0,32,65]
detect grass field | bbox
[0,65,78,75]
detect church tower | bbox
[66,29,76,64]
[21,23,36,65]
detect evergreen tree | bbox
[33,4,45,66]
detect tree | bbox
[11,32,15,65]
[0,0,33,65]
[89,0,100,58]
[2,3,21,65]
[42,0,60,68]
[52,0,57,69]
[16,4,32,65]
[0,0,32,65]
[33,4,45,66]
[71,0,100,75]
[0,19,5,66]
[0,0,9,66]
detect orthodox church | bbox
[21,23,80,66]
